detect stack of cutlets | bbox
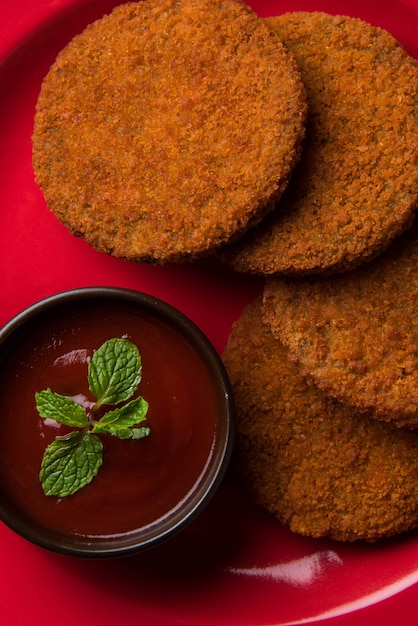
[223,11,418,542]
[32,0,418,541]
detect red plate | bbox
[1,1,418,624]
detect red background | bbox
[1,1,418,624]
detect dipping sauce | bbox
[0,299,220,539]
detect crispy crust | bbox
[223,297,418,541]
[32,0,306,263]
[262,219,418,428]
[219,12,418,275]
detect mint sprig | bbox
[36,338,150,498]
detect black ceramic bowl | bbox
[0,287,234,557]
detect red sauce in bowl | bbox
[0,291,229,546]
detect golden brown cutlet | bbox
[32,0,306,264]
[263,218,418,428]
[219,12,418,275]
[223,297,418,542]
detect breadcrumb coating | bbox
[263,219,418,428]
[32,0,306,263]
[223,298,418,541]
[219,12,418,275]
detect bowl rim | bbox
[0,286,234,558]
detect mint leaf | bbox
[130,426,151,440]
[40,431,103,497]
[88,338,141,408]
[35,389,88,428]
[36,337,150,497]
[98,425,150,440]
[92,396,149,439]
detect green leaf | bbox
[40,431,103,497]
[35,389,88,428]
[88,338,142,408]
[130,426,151,440]
[98,425,150,440]
[36,338,150,497]
[92,396,149,439]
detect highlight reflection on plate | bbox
[1,1,418,625]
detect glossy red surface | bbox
[1,0,418,624]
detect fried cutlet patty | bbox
[32,0,306,264]
[262,220,418,428]
[223,298,418,542]
[219,12,418,275]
